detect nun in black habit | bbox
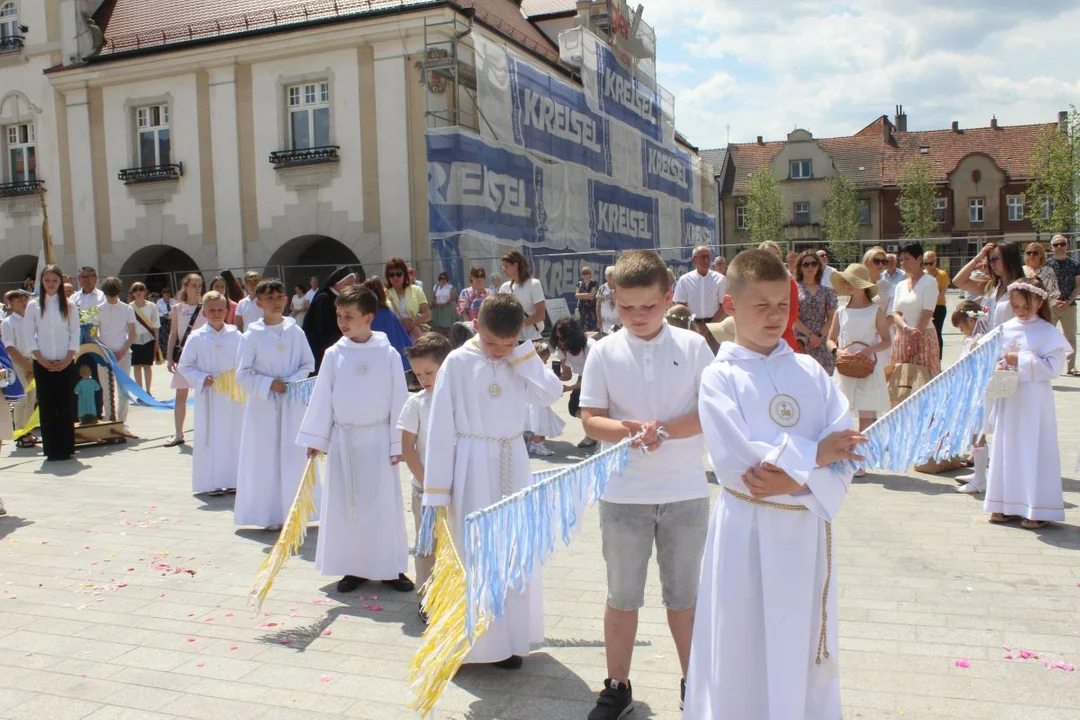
[303,265,364,372]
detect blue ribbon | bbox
[0,342,25,402]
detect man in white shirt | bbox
[72,266,106,313]
[673,245,726,351]
[816,249,838,287]
[407,265,424,291]
[97,277,137,426]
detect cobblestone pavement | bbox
[2,318,1079,719]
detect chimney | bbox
[951,120,960,132]
[990,115,998,129]
[894,104,907,132]
[756,135,763,145]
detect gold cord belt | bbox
[456,432,524,497]
[725,487,833,664]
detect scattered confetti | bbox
[322,630,332,637]
[258,622,280,628]
[280,638,292,645]
[229,645,239,651]
[195,662,205,668]
[185,638,196,643]
[225,613,234,618]
[319,674,332,683]
[1004,654,1013,660]
[311,599,335,605]
[363,604,384,612]
[954,659,970,669]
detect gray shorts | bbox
[599,498,710,611]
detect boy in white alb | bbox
[422,293,563,669]
[578,250,714,719]
[685,249,866,720]
[96,277,137,426]
[178,291,244,496]
[397,332,453,620]
[298,285,415,593]
[235,279,315,530]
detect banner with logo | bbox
[588,179,659,251]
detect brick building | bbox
[709,107,1067,255]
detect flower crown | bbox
[1007,281,1049,299]
[963,310,987,319]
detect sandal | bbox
[15,436,37,449]
[989,513,1021,524]
[163,437,186,448]
[1021,519,1048,529]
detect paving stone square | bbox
[2,316,1079,719]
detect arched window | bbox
[0,3,19,52]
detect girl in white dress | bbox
[524,342,563,456]
[984,278,1071,529]
[828,264,891,438]
[165,274,206,447]
[951,300,991,494]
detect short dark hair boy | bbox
[255,278,286,298]
[406,332,452,365]
[101,277,123,298]
[335,284,379,316]
[610,249,671,292]
[477,293,525,339]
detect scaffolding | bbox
[418,13,478,132]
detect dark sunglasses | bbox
[801,261,819,268]
[1025,250,1041,256]
[870,258,887,265]
[1052,242,1067,248]
[923,261,935,266]
[387,271,404,278]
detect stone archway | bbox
[0,254,37,292]
[265,235,363,292]
[117,245,202,295]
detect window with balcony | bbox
[789,159,812,180]
[735,205,747,230]
[270,81,338,168]
[933,197,947,223]
[969,197,985,223]
[794,201,810,224]
[0,2,21,53]
[118,104,182,184]
[6,122,34,182]
[857,198,871,226]
[1006,195,1023,222]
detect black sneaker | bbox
[588,678,633,720]
[382,573,415,592]
[680,678,686,710]
[336,575,368,593]
[491,655,523,670]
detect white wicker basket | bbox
[985,369,1019,399]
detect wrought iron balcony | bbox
[0,35,24,53]
[0,179,43,197]
[269,145,339,169]
[118,163,184,184]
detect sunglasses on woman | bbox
[800,261,819,268]
[870,257,887,265]
[1025,250,1041,256]
[387,271,404,278]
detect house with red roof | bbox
[710,107,1065,256]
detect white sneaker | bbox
[957,481,984,494]
[529,442,555,457]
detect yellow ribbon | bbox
[13,379,38,439]
[209,369,247,405]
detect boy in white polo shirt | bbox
[579,250,714,719]
[97,277,137,427]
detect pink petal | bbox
[1003,645,1011,651]
[185,638,196,643]
[363,604,384,612]
[954,659,971,669]
[204,618,214,622]
[229,644,239,651]
[311,599,335,605]
[280,638,292,644]
[1003,654,1013,660]
[195,662,205,668]
[319,674,332,683]
[322,630,332,636]
[225,613,234,618]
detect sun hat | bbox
[830,263,877,298]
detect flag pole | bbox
[38,185,54,266]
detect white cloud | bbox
[638,0,1080,147]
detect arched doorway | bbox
[0,254,37,293]
[265,235,363,292]
[118,245,201,295]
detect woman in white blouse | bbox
[499,250,546,343]
[25,265,81,461]
[891,242,941,377]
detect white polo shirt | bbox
[579,324,714,504]
[97,300,136,352]
[1,312,31,357]
[672,269,725,321]
[236,296,264,330]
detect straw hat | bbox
[830,263,877,298]
[707,316,737,346]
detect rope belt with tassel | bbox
[339,418,390,514]
[724,487,833,664]
[455,432,524,497]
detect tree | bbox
[744,170,785,248]
[1025,105,1079,235]
[897,156,939,241]
[821,174,860,262]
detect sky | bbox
[637,0,1080,149]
